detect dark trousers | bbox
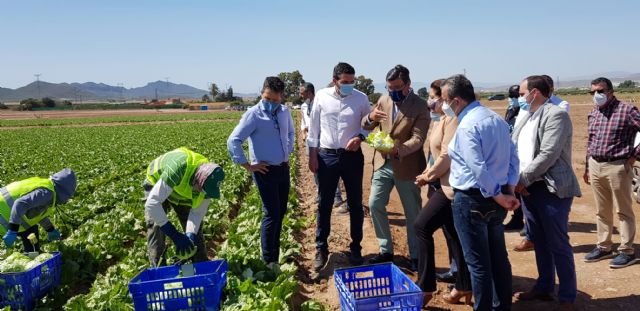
[522,181,576,303]
[316,149,364,253]
[253,164,290,263]
[414,189,471,292]
[18,225,40,252]
[453,189,512,311]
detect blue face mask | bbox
[339,83,354,96]
[517,93,532,112]
[389,89,406,102]
[262,100,280,113]
[430,111,441,121]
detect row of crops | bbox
[0,114,323,310]
[0,111,243,127]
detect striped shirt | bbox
[587,97,640,166]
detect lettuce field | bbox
[0,114,320,310]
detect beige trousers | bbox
[588,158,636,253]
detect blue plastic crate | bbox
[128,259,227,311]
[334,263,423,311]
[0,252,62,311]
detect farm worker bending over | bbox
[1,168,77,252]
[144,147,224,266]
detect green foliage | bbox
[355,75,374,96]
[417,87,428,98]
[19,98,40,110]
[0,101,7,109]
[42,97,56,107]
[202,94,211,102]
[368,92,382,105]
[618,80,637,89]
[210,83,220,98]
[277,70,305,104]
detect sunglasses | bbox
[589,89,608,95]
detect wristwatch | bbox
[357,134,366,141]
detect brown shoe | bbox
[514,289,554,301]
[554,303,576,311]
[514,239,534,252]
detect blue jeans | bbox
[316,149,364,253]
[522,181,576,303]
[453,189,512,311]
[253,164,290,263]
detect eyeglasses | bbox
[589,89,608,95]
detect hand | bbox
[186,232,197,244]
[368,102,388,122]
[160,222,196,259]
[514,183,530,197]
[379,146,399,158]
[47,229,62,241]
[243,162,269,174]
[583,171,590,185]
[3,230,18,248]
[415,174,429,187]
[309,150,319,173]
[345,137,362,151]
[493,194,520,211]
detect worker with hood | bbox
[144,147,224,266]
[1,168,77,251]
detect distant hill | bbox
[0,80,209,101]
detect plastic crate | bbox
[128,259,227,311]
[0,252,62,311]
[334,263,423,311]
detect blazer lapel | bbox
[391,95,409,135]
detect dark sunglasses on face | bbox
[589,89,608,95]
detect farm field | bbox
[2,94,640,310]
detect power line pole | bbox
[117,83,124,102]
[164,77,170,99]
[463,69,467,77]
[34,74,41,98]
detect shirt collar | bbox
[457,100,481,122]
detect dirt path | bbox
[295,95,640,310]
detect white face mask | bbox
[593,92,607,106]
[442,102,456,117]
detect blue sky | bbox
[1,0,639,93]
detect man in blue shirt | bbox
[227,76,295,264]
[444,74,520,311]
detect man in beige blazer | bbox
[362,65,430,268]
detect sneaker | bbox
[436,271,457,283]
[314,250,328,271]
[609,253,639,268]
[368,252,394,264]
[349,250,364,266]
[334,204,349,215]
[584,247,615,263]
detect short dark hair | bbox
[333,62,355,80]
[386,65,411,84]
[430,79,444,97]
[541,75,554,89]
[591,77,613,91]
[508,85,520,98]
[300,82,315,95]
[442,74,476,103]
[525,75,550,98]
[262,76,285,93]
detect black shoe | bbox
[436,271,457,283]
[314,250,328,271]
[349,251,364,266]
[368,252,394,264]
[504,220,524,231]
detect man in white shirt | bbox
[300,83,344,207]
[307,62,370,271]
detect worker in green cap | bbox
[143,147,224,266]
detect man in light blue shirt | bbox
[444,74,520,311]
[227,76,294,264]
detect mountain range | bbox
[0,81,210,101]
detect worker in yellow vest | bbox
[1,168,77,251]
[144,147,224,266]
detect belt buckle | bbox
[336,148,345,155]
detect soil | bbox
[294,94,640,311]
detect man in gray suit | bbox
[511,75,581,311]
